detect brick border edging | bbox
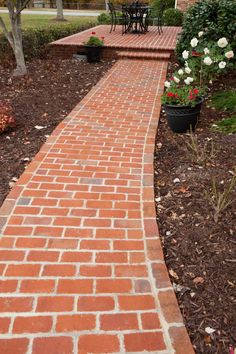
[0,58,194,354]
[140,62,195,353]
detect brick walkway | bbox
[0,31,193,354]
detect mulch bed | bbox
[0,58,113,206]
[154,60,236,354]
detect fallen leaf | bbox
[170,211,178,220]
[169,269,179,280]
[178,186,189,193]
[35,125,46,130]
[205,327,215,334]
[173,178,180,184]
[193,277,204,284]
[204,335,212,344]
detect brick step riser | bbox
[117,52,170,61]
[118,56,170,61]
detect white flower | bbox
[203,56,213,66]
[178,69,184,76]
[173,76,180,83]
[219,61,226,69]
[182,50,189,60]
[204,47,210,55]
[198,31,204,37]
[164,81,171,88]
[217,37,228,48]
[185,66,191,74]
[190,37,198,48]
[184,77,194,85]
[225,50,234,59]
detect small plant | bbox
[185,133,215,164]
[0,102,15,134]
[163,8,183,26]
[85,32,104,47]
[212,117,236,134]
[206,173,236,223]
[210,90,236,112]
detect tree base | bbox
[13,67,28,77]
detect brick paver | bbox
[52,25,181,51]
[0,27,193,353]
[49,25,182,60]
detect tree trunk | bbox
[105,0,109,12]
[11,19,27,76]
[56,0,64,21]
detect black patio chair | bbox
[143,7,152,32]
[108,2,127,34]
[149,3,165,35]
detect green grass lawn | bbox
[0,13,96,32]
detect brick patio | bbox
[49,25,181,60]
[0,26,194,354]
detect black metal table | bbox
[122,4,151,34]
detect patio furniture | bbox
[108,2,128,34]
[149,3,165,34]
[122,3,151,34]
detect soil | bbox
[0,58,113,206]
[154,61,236,354]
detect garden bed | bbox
[0,58,113,206]
[154,60,236,354]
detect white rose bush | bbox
[162,31,234,108]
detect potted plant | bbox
[162,33,234,133]
[84,32,104,63]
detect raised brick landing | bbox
[49,25,181,60]
[0,26,194,354]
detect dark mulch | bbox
[154,62,236,354]
[0,58,113,206]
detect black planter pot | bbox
[164,98,204,133]
[85,45,102,63]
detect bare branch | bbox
[0,16,14,48]
[15,0,31,17]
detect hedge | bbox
[0,21,96,63]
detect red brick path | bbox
[0,31,193,354]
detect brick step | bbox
[117,50,170,61]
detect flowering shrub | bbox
[85,32,104,47]
[176,0,236,58]
[0,102,15,134]
[162,33,234,107]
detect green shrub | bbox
[0,21,96,63]
[151,0,175,17]
[97,13,111,24]
[163,8,183,26]
[176,0,236,58]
